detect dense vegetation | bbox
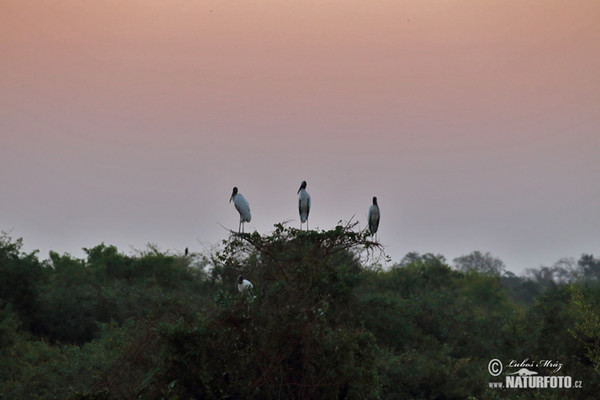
[1,226,600,399]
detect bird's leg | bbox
[239,220,242,233]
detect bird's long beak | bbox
[229,195,233,203]
[297,186,301,194]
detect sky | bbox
[1,0,599,274]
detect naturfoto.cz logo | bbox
[487,358,583,389]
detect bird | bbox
[237,275,254,294]
[368,196,380,240]
[230,187,251,233]
[297,180,311,231]
[184,247,189,256]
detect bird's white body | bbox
[298,190,311,223]
[368,205,380,233]
[237,275,254,297]
[238,279,253,293]
[297,180,311,230]
[368,197,380,238]
[233,193,251,223]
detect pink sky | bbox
[2,0,599,272]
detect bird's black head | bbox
[297,180,307,194]
[237,275,243,284]
[373,196,378,205]
[230,187,238,202]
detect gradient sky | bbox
[2,0,599,273]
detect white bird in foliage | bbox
[237,275,254,294]
[368,196,380,240]
[230,187,251,233]
[297,180,311,231]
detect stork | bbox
[237,275,254,297]
[229,187,251,233]
[368,196,380,241]
[297,180,311,231]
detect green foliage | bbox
[33,252,106,343]
[1,230,600,399]
[578,254,600,281]
[0,233,45,331]
[570,287,600,374]
[453,251,506,275]
[357,258,525,399]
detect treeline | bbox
[1,228,600,399]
